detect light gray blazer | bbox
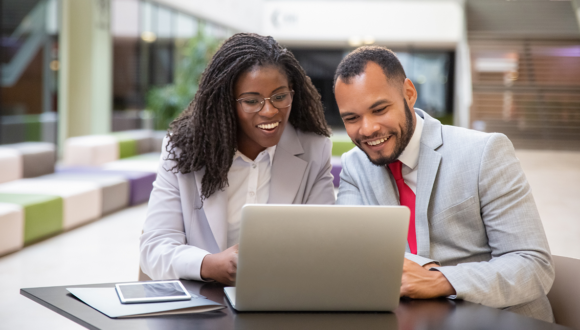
[337,109,555,322]
[140,124,335,281]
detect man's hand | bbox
[400,258,456,299]
[200,244,238,285]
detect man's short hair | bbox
[333,46,407,90]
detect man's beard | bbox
[356,100,415,166]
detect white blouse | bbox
[225,146,276,247]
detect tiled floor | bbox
[0,205,148,330]
[515,150,580,259]
[1,150,579,330]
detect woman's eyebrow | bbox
[238,86,289,98]
[238,92,260,97]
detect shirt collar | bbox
[397,113,424,170]
[234,145,277,165]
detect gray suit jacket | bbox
[140,124,336,281]
[337,109,554,322]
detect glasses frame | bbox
[235,90,295,113]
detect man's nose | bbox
[360,116,380,137]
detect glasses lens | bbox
[271,92,293,109]
[240,98,262,113]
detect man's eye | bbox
[373,106,387,114]
[243,99,259,105]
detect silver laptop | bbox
[224,204,409,312]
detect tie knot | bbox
[387,160,404,181]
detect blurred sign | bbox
[263,1,463,48]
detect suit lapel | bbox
[367,161,399,206]
[194,169,228,251]
[269,124,308,204]
[415,110,443,257]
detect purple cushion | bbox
[56,167,156,205]
[330,157,342,188]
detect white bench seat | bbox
[0,179,101,230]
[0,203,24,256]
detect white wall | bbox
[150,0,263,33]
[263,1,463,48]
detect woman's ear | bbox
[402,78,418,109]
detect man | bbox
[334,46,554,322]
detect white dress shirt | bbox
[225,146,276,248]
[396,114,424,194]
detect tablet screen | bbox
[117,281,190,300]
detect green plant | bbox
[147,31,222,130]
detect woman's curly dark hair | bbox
[167,33,330,202]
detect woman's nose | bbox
[259,99,279,117]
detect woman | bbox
[140,33,335,285]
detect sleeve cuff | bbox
[430,266,466,300]
[174,249,211,281]
[406,253,439,267]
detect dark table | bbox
[21,280,570,330]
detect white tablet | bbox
[115,280,192,304]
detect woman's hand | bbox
[200,244,239,285]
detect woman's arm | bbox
[139,138,211,281]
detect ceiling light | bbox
[348,36,362,47]
[363,36,375,45]
[49,60,59,71]
[141,31,157,43]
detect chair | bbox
[138,267,152,281]
[547,255,580,329]
[330,157,342,188]
[0,179,101,230]
[0,148,22,184]
[2,142,56,178]
[0,203,24,256]
[0,193,62,245]
[38,173,130,215]
[112,130,154,156]
[63,135,119,166]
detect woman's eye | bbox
[273,94,287,101]
[243,99,259,105]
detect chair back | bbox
[138,266,152,281]
[548,255,580,329]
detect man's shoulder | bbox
[440,124,492,144]
[438,124,511,155]
[340,146,374,173]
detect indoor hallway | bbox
[1,150,579,330]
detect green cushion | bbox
[331,136,356,156]
[112,133,138,159]
[0,193,63,244]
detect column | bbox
[58,0,112,155]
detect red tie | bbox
[387,160,417,254]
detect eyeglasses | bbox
[235,90,294,113]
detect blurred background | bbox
[1,1,579,329]
[2,0,580,148]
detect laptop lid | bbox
[232,204,409,311]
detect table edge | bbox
[20,288,98,330]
